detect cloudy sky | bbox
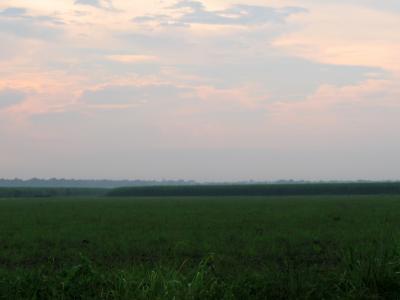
[0,0,399,181]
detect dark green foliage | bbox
[4,183,400,198]
[1,195,400,299]
[108,182,400,197]
[0,187,107,198]
[0,178,195,189]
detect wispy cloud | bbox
[134,1,307,27]
[106,54,159,64]
[75,0,101,7]
[0,88,26,109]
[0,6,63,39]
[74,0,115,11]
[80,84,191,106]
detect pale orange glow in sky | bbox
[0,0,399,180]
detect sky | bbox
[0,0,399,181]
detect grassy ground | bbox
[1,195,400,299]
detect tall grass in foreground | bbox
[2,247,400,300]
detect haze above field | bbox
[1,1,399,181]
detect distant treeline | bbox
[0,187,107,198]
[0,179,196,189]
[108,182,400,197]
[2,182,400,198]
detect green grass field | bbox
[1,195,400,299]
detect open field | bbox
[1,195,400,299]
